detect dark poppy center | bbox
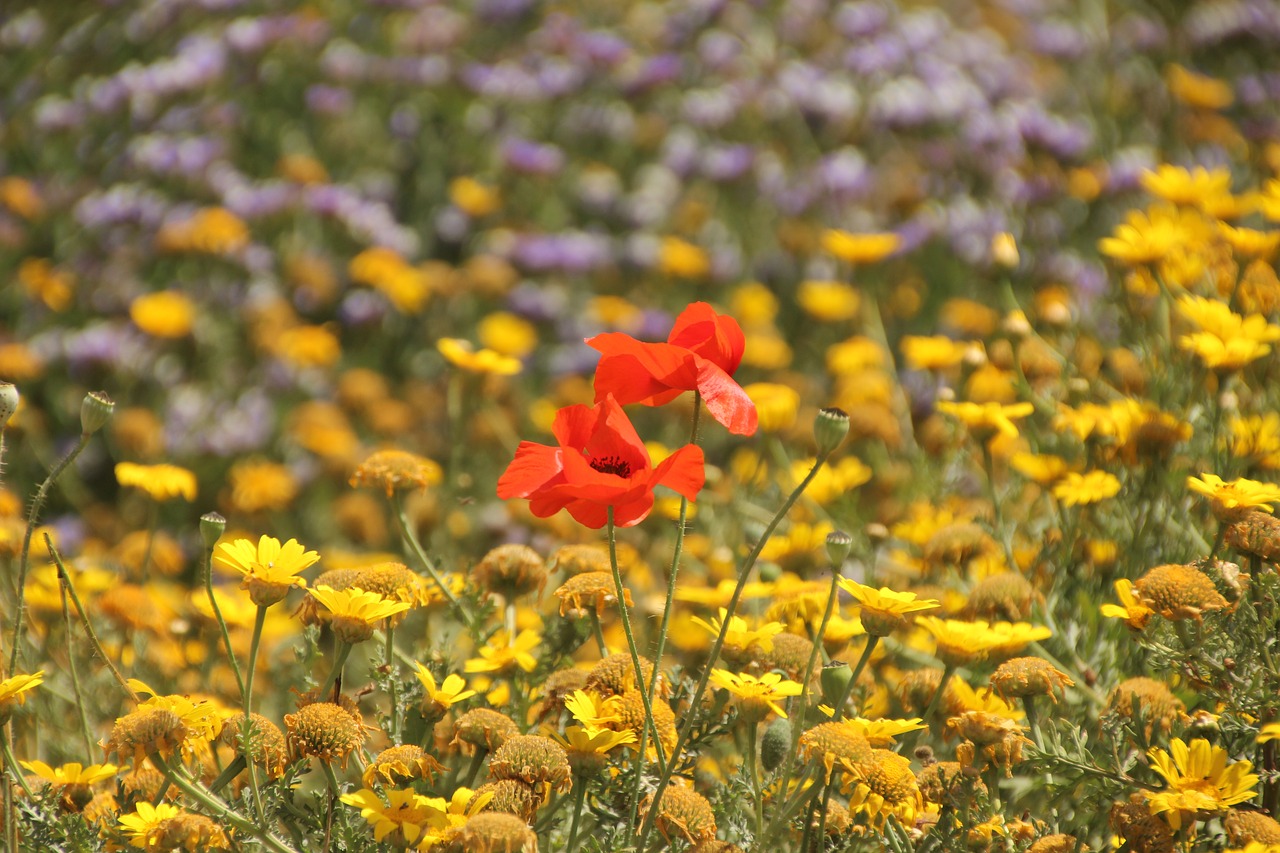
[590,454,633,478]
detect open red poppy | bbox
[586,302,758,436]
[497,395,705,528]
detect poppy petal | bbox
[497,442,563,499]
[551,402,600,451]
[587,334,702,403]
[583,395,650,474]
[649,444,706,501]
[694,360,759,436]
[668,302,746,374]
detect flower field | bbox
[3,0,1280,850]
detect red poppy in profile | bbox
[585,302,758,436]
[497,395,705,528]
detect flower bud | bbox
[80,390,115,435]
[0,383,17,426]
[826,530,853,567]
[814,407,850,456]
[820,660,853,709]
[757,562,783,583]
[760,717,792,772]
[200,512,227,549]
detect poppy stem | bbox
[58,571,96,759]
[8,432,91,675]
[608,508,668,838]
[391,494,471,627]
[639,451,833,848]
[48,535,137,702]
[203,538,246,700]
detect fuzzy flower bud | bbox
[814,407,851,456]
[0,383,17,426]
[80,390,115,435]
[826,530,853,567]
[199,512,226,550]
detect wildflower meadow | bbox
[3,0,1280,851]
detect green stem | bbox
[59,581,96,759]
[243,606,268,821]
[461,749,486,789]
[610,508,666,839]
[150,753,297,853]
[639,452,832,848]
[746,719,763,839]
[909,663,957,748]
[0,730,34,799]
[204,545,245,700]
[9,433,91,674]
[643,392,700,723]
[1024,696,1043,749]
[836,636,879,721]
[566,777,588,853]
[49,535,137,702]
[386,620,400,743]
[391,494,470,626]
[779,552,845,792]
[588,612,609,658]
[319,641,354,700]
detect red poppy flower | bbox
[497,395,705,528]
[585,302,758,436]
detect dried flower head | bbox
[362,745,444,789]
[989,657,1075,703]
[285,702,365,768]
[473,544,548,599]
[350,449,443,497]
[1226,511,1280,563]
[470,779,544,822]
[965,572,1040,622]
[1224,808,1280,844]
[1107,677,1187,738]
[799,720,874,777]
[154,811,231,850]
[553,571,631,617]
[916,760,986,808]
[641,783,718,845]
[549,544,611,575]
[219,712,287,778]
[1133,563,1229,621]
[586,653,659,697]
[1110,796,1175,853]
[442,811,538,853]
[488,735,573,796]
[103,708,187,765]
[846,748,924,825]
[452,709,521,755]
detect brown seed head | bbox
[219,712,288,778]
[1225,808,1280,844]
[473,544,548,599]
[1133,563,1229,621]
[443,811,538,853]
[452,708,520,754]
[641,783,718,844]
[488,735,572,794]
[470,779,544,822]
[966,572,1040,621]
[1106,677,1186,738]
[989,657,1074,703]
[104,708,187,765]
[284,702,364,767]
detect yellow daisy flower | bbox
[1188,473,1280,522]
[464,629,541,674]
[709,670,804,721]
[115,462,197,502]
[1145,738,1258,830]
[213,535,319,607]
[437,338,522,375]
[308,586,413,644]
